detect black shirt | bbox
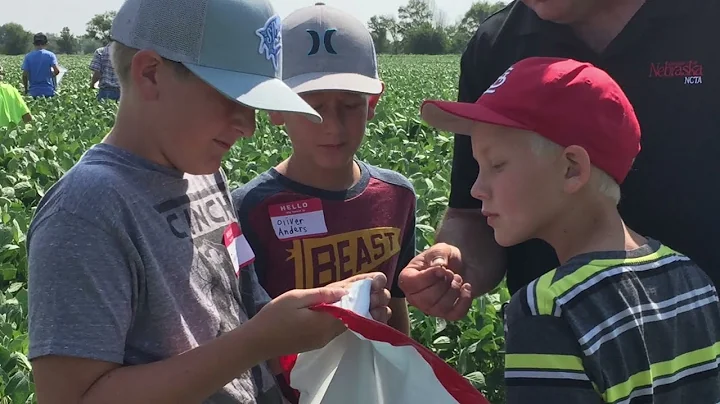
[450,0,720,295]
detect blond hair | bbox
[529,134,622,205]
[109,41,191,88]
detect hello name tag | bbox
[268,198,328,241]
[223,222,255,276]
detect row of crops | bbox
[0,54,509,403]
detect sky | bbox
[1,0,496,37]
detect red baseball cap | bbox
[420,57,641,184]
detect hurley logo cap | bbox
[281,2,382,95]
[421,57,641,184]
[110,0,322,122]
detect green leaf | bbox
[415,224,435,233]
[6,283,23,295]
[477,324,495,341]
[0,265,16,281]
[0,188,14,199]
[15,290,28,313]
[464,371,486,388]
[499,286,512,303]
[0,345,11,367]
[435,317,447,334]
[6,369,31,403]
[467,341,479,354]
[433,336,452,346]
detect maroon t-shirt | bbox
[231,161,416,299]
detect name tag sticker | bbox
[268,198,328,241]
[223,222,255,276]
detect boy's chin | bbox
[313,155,355,170]
[493,231,528,248]
[179,157,223,176]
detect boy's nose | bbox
[320,109,344,137]
[230,104,257,137]
[470,176,490,201]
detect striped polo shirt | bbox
[504,238,720,403]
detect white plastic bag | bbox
[279,280,489,404]
[55,65,68,87]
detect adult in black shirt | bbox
[398,0,720,320]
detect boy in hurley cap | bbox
[419,57,720,403]
[232,2,414,337]
[26,0,393,403]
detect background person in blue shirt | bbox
[22,33,60,98]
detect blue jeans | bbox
[97,87,120,101]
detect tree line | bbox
[0,1,508,56]
[368,0,507,54]
[0,11,116,55]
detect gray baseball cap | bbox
[281,2,382,95]
[110,0,322,122]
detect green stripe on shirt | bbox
[603,342,720,403]
[506,353,585,372]
[548,245,678,301]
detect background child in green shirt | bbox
[0,65,32,127]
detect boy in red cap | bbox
[420,57,720,403]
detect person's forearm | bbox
[388,298,411,335]
[91,72,101,88]
[81,317,272,404]
[435,208,506,297]
[22,75,28,92]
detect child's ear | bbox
[562,145,592,194]
[268,111,286,126]
[367,82,385,120]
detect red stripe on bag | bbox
[306,303,491,404]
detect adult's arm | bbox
[51,53,60,76]
[89,48,103,89]
[398,20,510,319]
[21,54,29,93]
[438,25,507,296]
[22,71,28,94]
[435,208,505,297]
[90,71,102,89]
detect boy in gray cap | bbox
[26,0,392,403]
[231,4,414,390]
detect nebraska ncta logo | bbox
[649,60,703,85]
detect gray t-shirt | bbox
[27,143,281,403]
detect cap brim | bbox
[184,63,322,123]
[420,100,531,135]
[285,72,383,95]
